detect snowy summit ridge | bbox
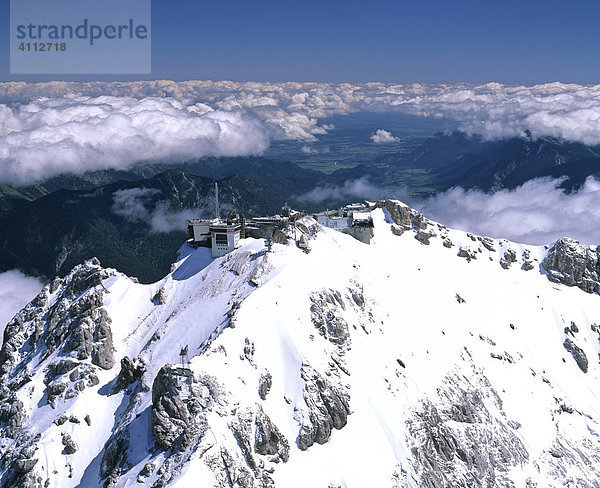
[2,200,600,488]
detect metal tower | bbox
[215,182,220,220]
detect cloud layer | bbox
[296,174,600,246]
[0,270,43,335]
[5,80,600,144]
[4,80,600,184]
[0,96,269,185]
[416,177,600,246]
[295,176,405,206]
[111,188,209,233]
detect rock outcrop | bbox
[254,405,289,462]
[542,237,600,294]
[375,200,411,229]
[563,338,588,373]
[0,259,115,486]
[408,375,529,487]
[114,356,146,392]
[151,365,203,450]
[297,366,351,451]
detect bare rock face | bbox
[443,238,454,248]
[0,260,114,485]
[90,309,115,370]
[458,247,478,262]
[61,433,78,455]
[254,405,289,462]
[115,356,146,392]
[415,229,435,245]
[151,365,214,451]
[153,286,168,305]
[563,338,588,373]
[375,200,411,228]
[297,366,351,451]
[500,248,517,269]
[258,371,272,400]
[310,290,350,346]
[408,375,529,487]
[151,366,196,450]
[542,237,600,294]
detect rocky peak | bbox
[0,258,117,486]
[542,237,600,294]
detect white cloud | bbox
[416,176,600,245]
[371,129,399,143]
[300,145,330,154]
[6,81,600,184]
[0,96,269,185]
[111,187,206,233]
[295,176,402,205]
[0,270,43,335]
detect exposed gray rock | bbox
[152,366,196,450]
[153,286,168,305]
[243,338,255,362]
[100,427,131,481]
[297,366,351,451]
[0,438,42,488]
[500,248,517,269]
[542,237,600,294]
[62,433,77,455]
[258,371,272,400]
[415,229,435,245]
[458,247,477,262]
[55,415,68,426]
[229,410,257,472]
[443,238,454,248]
[115,356,146,391]
[522,260,535,271]
[91,309,115,370]
[151,365,211,451]
[391,224,405,236]
[411,211,430,231]
[481,238,495,252]
[310,290,350,345]
[408,376,529,488]
[254,405,289,463]
[44,359,79,384]
[137,462,155,482]
[50,277,63,294]
[563,338,588,373]
[375,200,411,228]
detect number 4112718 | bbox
[18,42,67,52]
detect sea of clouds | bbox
[0,96,269,185]
[2,80,600,184]
[417,176,600,246]
[2,80,600,247]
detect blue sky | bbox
[2,0,600,83]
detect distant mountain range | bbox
[3,133,600,282]
[0,171,285,283]
[379,131,600,192]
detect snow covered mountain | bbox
[2,200,600,488]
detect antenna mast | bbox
[215,182,219,220]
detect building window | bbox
[215,234,228,245]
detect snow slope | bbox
[2,201,600,488]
